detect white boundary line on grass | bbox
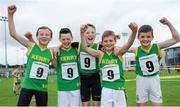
[126,75,180,82]
[161,79,180,82]
[126,79,180,82]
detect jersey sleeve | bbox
[134,47,138,58]
[26,43,35,56]
[50,48,54,60]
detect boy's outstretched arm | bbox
[159,17,180,49]
[8,5,32,48]
[118,22,138,56]
[80,24,101,58]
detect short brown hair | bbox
[36,26,53,38]
[87,23,96,31]
[102,30,116,41]
[138,25,153,37]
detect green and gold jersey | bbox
[22,43,53,92]
[135,43,162,76]
[99,51,125,90]
[78,43,100,74]
[57,47,80,91]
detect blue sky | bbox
[0,0,180,65]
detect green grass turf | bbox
[0,70,179,106]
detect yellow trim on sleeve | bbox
[26,43,35,56]
[77,43,81,55]
[99,52,104,65]
[135,48,138,58]
[97,44,99,50]
[50,48,54,59]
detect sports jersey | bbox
[78,43,100,74]
[99,51,125,90]
[22,43,53,92]
[57,47,80,91]
[135,43,162,76]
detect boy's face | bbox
[60,33,72,49]
[37,29,52,46]
[102,35,116,51]
[84,26,96,45]
[138,32,153,47]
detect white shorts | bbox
[58,90,81,106]
[101,87,127,107]
[136,75,162,103]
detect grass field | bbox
[0,70,180,106]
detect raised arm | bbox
[80,24,102,58]
[8,5,32,48]
[159,17,180,49]
[118,22,138,55]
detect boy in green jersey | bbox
[25,25,102,106]
[25,28,81,106]
[8,5,53,106]
[81,22,138,106]
[71,24,102,107]
[128,17,180,107]
[52,28,81,106]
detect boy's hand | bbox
[128,22,138,32]
[53,47,60,60]
[160,17,170,25]
[24,32,32,39]
[8,5,17,15]
[80,24,88,34]
[24,32,35,43]
[114,46,121,56]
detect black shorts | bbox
[80,73,101,102]
[17,88,48,106]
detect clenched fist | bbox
[8,5,17,15]
[128,22,138,32]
